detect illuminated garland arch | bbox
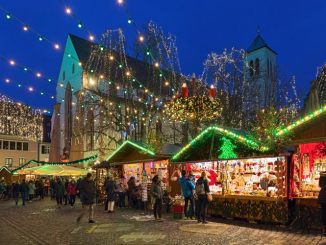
[172,126,269,161]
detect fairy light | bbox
[22,25,29,31]
[89,34,95,41]
[9,59,15,66]
[5,13,11,19]
[109,55,114,61]
[117,0,124,5]
[36,72,42,78]
[128,18,132,24]
[5,78,10,83]
[38,36,43,41]
[54,43,60,50]
[154,62,160,68]
[77,22,83,28]
[28,86,34,92]
[65,7,72,15]
[139,35,145,42]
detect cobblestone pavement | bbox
[0,198,325,245]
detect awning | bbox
[16,165,89,176]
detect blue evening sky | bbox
[0,0,326,112]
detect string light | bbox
[127,18,132,24]
[89,34,95,41]
[9,59,15,66]
[5,13,11,19]
[22,25,29,31]
[65,7,72,15]
[77,22,83,28]
[36,72,42,78]
[154,62,160,68]
[117,0,124,5]
[139,35,145,42]
[28,87,34,92]
[5,78,10,83]
[54,43,60,50]
[38,36,43,41]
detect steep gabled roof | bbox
[69,34,94,65]
[172,125,269,162]
[246,35,277,54]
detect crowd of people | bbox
[0,169,212,224]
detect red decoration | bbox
[181,83,188,97]
[209,85,216,97]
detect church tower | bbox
[245,34,277,108]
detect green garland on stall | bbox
[11,155,98,173]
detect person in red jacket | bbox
[68,180,77,207]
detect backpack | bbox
[195,183,205,195]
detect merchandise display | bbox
[291,142,326,198]
[182,156,287,198]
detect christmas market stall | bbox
[0,166,12,184]
[171,125,290,223]
[276,105,326,229]
[96,140,179,205]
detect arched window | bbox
[255,58,260,75]
[64,82,72,155]
[249,60,254,77]
[72,63,75,74]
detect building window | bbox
[23,142,28,151]
[255,58,260,75]
[249,60,254,77]
[41,145,50,154]
[0,140,2,149]
[19,158,25,165]
[3,141,9,150]
[16,142,22,150]
[62,71,66,81]
[5,158,13,168]
[72,63,75,74]
[10,141,15,150]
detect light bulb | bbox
[28,87,34,92]
[128,18,132,24]
[9,60,15,66]
[154,62,159,68]
[5,78,10,83]
[65,7,72,15]
[78,22,83,28]
[139,35,145,42]
[89,35,95,41]
[117,0,124,5]
[54,43,60,50]
[38,36,43,41]
[23,25,29,31]
[36,72,42,78]
[6,13,11,19]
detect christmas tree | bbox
[218,137,237,159]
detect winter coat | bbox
[28,183,36,195]
[105,180,117,201]
[20,182,29,194]
[151,181,163,199]
[12,183,20,197]
[196,177,210,196]
[178,176,195,198]
[319,187,326,204]
[67,183,77,196]
[79,178,96,205]
[54,181,65,198]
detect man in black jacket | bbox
[77,173,96,223]
[20,179,29,206]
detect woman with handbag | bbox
[195,171,210,224]
[150,175,164,221]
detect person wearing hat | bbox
[77,173,96,223]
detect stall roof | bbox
[172,125,268,162]
[276,105,326,144]
[106,140,164,165]
[0,166,11,173]
[16,165,89,176]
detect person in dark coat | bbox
[127,176,136,208]
[105,176,117,213]
[178,170,196,219]
[54,178,65,207]
[39,179,45,200]
[77,173,96,223]
[195,171,210,224]
[150,175,164,221]
[12,181,20,205]
[318,174,326,235]
[20,179,29,206]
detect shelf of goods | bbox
[290,142,326,229]
[185,156,289,223]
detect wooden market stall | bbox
[171,125,290,223]
[96,140,179,204]
[276,105,326,229]
[0,166,13,184]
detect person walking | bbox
[150,175,164,221]
[318,173,326,235]
[28,180,36,202]
[39,179,45,200]
[64,179,69,205]
[105,176,117,213]
[77,173,96,223]
[195,171,210,224]
[50,178,56,200]
[67,180,77,207]
[12,181,20,206]
[178,170,196,219]
[54,178,65,207]
[20,179,29,206]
